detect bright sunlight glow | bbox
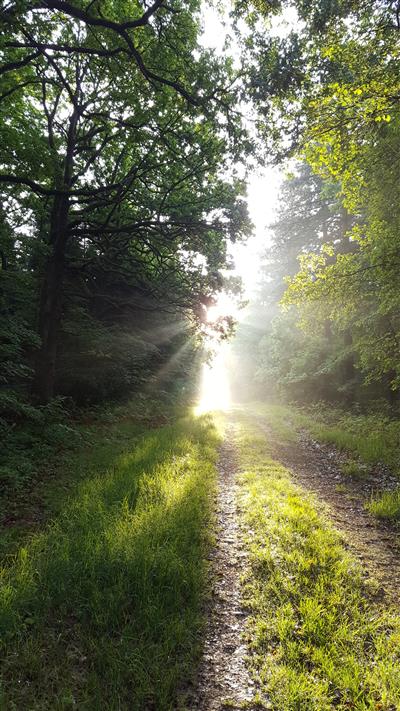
[193,3,288,417]
[195,345,231,415]
[206,292,239,323]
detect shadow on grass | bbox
[0,414,218,710]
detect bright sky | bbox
[233,167,282,294]
[200,3,285,300]
[196,3,294,411]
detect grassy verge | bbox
[231,410,400,710]
[366,490,400,522]
[250,401,400,524]
[250,401,400,469]
[0,407,219,710]
[0,396,177,559]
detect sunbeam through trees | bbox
[1,0,400,708]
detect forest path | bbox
[251,410,400,603]
[183,432,256,711]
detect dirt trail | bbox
[261,420,400,603]
[183,436,256,711]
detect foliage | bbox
[236,146,400,405]
[1,0,252,406]
[234,0,400,408]
[256,307,358,402]
[237,163,363,404]
[0,396,74,495]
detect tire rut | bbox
[183,435,256,710]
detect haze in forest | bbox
[2,2,400,708]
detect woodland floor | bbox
[185,404,400,711]
[2,403,400,709]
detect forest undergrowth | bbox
[0,396,178,557]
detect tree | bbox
[236,0,400,405]
[1,0,252,402]
[240,163,359,403]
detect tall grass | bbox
[251,401,400,470]
[367,489,400,521]
[0,413,219,710]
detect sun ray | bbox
[195,345,231,415]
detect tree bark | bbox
[33,90,80,402]
[33,193,70,402]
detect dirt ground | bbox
[183,435,257,711]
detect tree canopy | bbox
[2,0,400,420]
[235,0,400,406]
[1,0,252,413]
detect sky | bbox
[197,2,287,407]
[233,167,282,294]
[200,3,285,298]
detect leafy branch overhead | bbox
[235,0,400,401]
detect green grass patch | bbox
[340,460,369,479]
[366,489,400,522]
[0,396,177,560]
[0,411,219,710]
[231,411,400,711]
[250,401,400,471]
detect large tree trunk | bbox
[33,95,79,402]
[33,193,69,402]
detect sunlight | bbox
[206,292,239,323]
[195,345,231,415]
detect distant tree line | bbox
[2,0,399,427]
[234,0,400,408]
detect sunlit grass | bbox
[0,412,219,709]
[366,489,400,522]
[229,410,400,710]
[249,401,400,528]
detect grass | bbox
[0,406,219,710]
[0,396,175,559]
[230,410,400,711]
[249,401,400,526]
[250,401,400,470]
[366,489,400,522]
[340,460,369,479]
